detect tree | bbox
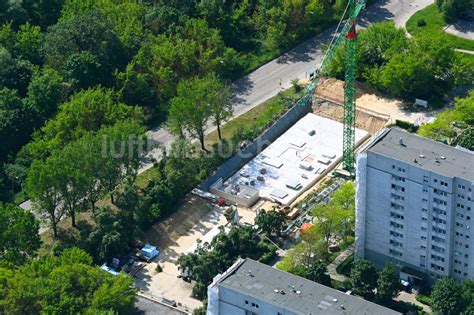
[168,76,213,151]
[0,203,41,265]
[0,248,136,314]
[42,10,126,90]
[255,209,286,236]
[206,73,232,140]
[0,88,30,162]
[431,277,467,315]
[15,22,43,65]
[419,91,474,145]
[25,68,65,129]
[304,260,331,286]
[350,259,378,299]
[26,158,66,238]
[376,263,400,303]
[86,206,132,262]
[178,226,276,299]
[27,87,143,159]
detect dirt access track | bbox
[135,193,256,312]
[313,78,440,128]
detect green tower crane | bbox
[299,0,364,175]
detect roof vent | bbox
[296,290,301,295]
[333,298,338,303]
[248,270,254,277]
[419,154,425,158]
[414,158,418,163]
[399,137,405,146]
[274,289,279,293]
[440,156,446,160]
[341,305,346,310]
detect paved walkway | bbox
[327,244,354,282]
[444,19,474,40]
[395,291,432,313]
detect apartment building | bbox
[356,128,474,281]
[207,258,400,315]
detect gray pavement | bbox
[327,244,354,282]
[141,0,433,172]
[444,19,474,40]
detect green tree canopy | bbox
[0,203,41,265]
[0,247,136,314]
[431,277,467,315]
[350,259,378,299]
[376,263,400,303]
[27,87,143,159]
[255,209,286,236]
[42,10,126,90]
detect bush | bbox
[336,254,354,277]
[291,78,302,92]
[155,264,163,273]
[258,245,277,264]
[395,119,419,133]
[417,18,427,27]
[416,294,432,306]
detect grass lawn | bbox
[406,4,474,51]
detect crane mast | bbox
[299,0,364,175]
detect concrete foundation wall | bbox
[200,101,312,191]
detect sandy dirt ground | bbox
[313,98,388,134]
[314,78,439,125]
[135,194,256,312]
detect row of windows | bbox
[454,251,469,258]
[454,269,468,277]
[389,249,402,257]
[391,184,405,192]
[433,208,447,216]
[456,213,471,220]
[454,259,469,267]
[434,179,449,187]
[455,240,470,249]
[457,203,472,211]
[434,189,448,196]
[391,203,404,211]
[390,239,403,247]
[431,263,445,271]
[433,217,446,224]
[392,165,406,173]
[432,245,445,253]
[433,227,446,234]
[455,231,470,239]
[432,236,445,243]
[392,175,406,182]
[431,254,445,262]
[456,221,466,228]
[433,198,447,206]
[390,231,404,238]
[391,193,405,201]
[390,221,404,229]
[391,212,404,220]
[244,300,259,309]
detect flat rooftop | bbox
[214,113,367,205]
[213,259,401,315]
[368,128,474,181]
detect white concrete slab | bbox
[215,114,368,205]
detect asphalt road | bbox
[142,0,433,171]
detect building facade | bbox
[356,128,474,281]
[207,258,400,315]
